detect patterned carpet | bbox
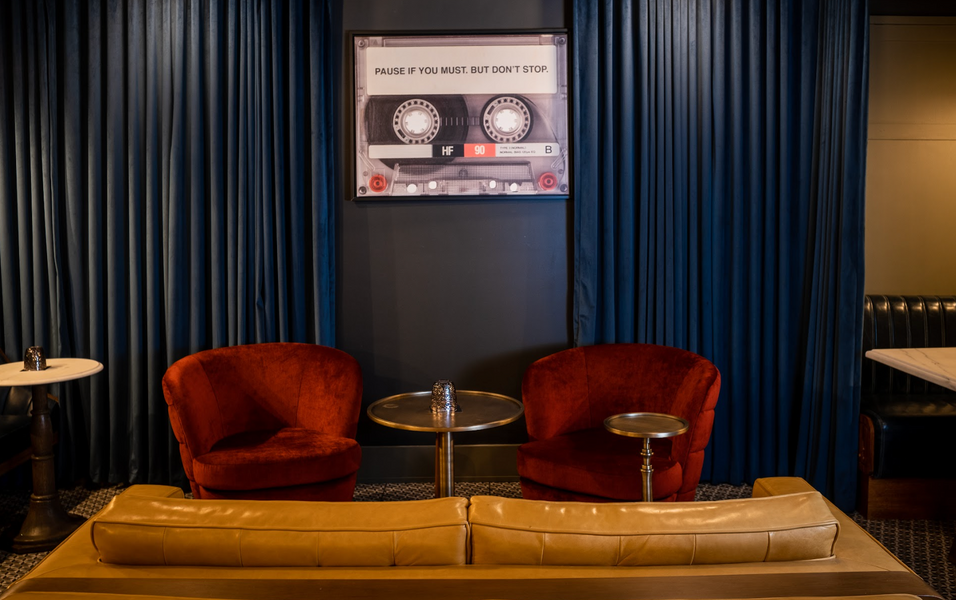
[1,481,953,599]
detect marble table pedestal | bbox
[0,358,103,553]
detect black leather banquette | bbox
[858,294,956,518]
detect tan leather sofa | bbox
[1,477,941,600]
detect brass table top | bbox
[604,411,689,438]
[367,390,523,433]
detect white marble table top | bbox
[865,347,956,392]
[0,358,103,387]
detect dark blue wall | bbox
[339,0,570,446]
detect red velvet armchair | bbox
[517,343,720,502]
[162,343,363,501]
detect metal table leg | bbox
[641,436,653,502]
[435,431,454,498]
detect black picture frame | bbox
[349,30,571,201]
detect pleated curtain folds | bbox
[0,0,340,485]
[2,0,872,508]
[571,0,869,510]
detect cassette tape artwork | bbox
[353,33,570,198]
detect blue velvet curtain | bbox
[0,0,340,485]
[572,0,869,509]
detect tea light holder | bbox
[24,346,48,371]
[430,380,461,413]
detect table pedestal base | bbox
[366,390,523,500]
[10,493,84,553]
[8,383,84,553]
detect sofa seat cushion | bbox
[861,394,956,478]
[92,494,469,567]
[469,492,839,566]
[517,427,681,501]
[193,428,361,491]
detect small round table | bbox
[0,358,103,552]
[604,412,689,502]
[367,390,523,498]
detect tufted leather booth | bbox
[858,295,956,519]
[162,343,363,502]
[517,343,720,502]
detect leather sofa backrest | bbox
[862,295,956,395]
[92,494,469,567]
[469,492,838,566]
[91,490,838,568]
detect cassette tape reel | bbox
[480,95,533,143]
[366,95,470,148]
[353,33,570,198]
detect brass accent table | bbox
[0,358,103,552]
[604,412,689,502]
[367,390,523,498]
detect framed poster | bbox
[351,32,570,199]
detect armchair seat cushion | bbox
[194,428,361,491]
[517,428,682,501]
[164,343,363,501]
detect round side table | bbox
[367,390,523,498]
[0,358,103,552]
[604,412,689,502]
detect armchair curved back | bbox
[163,343,362,485]
[521,343,720,499]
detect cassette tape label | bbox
[368,143,562,160]
[493,144,560,157]
[354,33,570,198]
[365,45,559,96]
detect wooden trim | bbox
[7,572,942,600]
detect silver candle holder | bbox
[430,380,461,414]
[23,346,48,371]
